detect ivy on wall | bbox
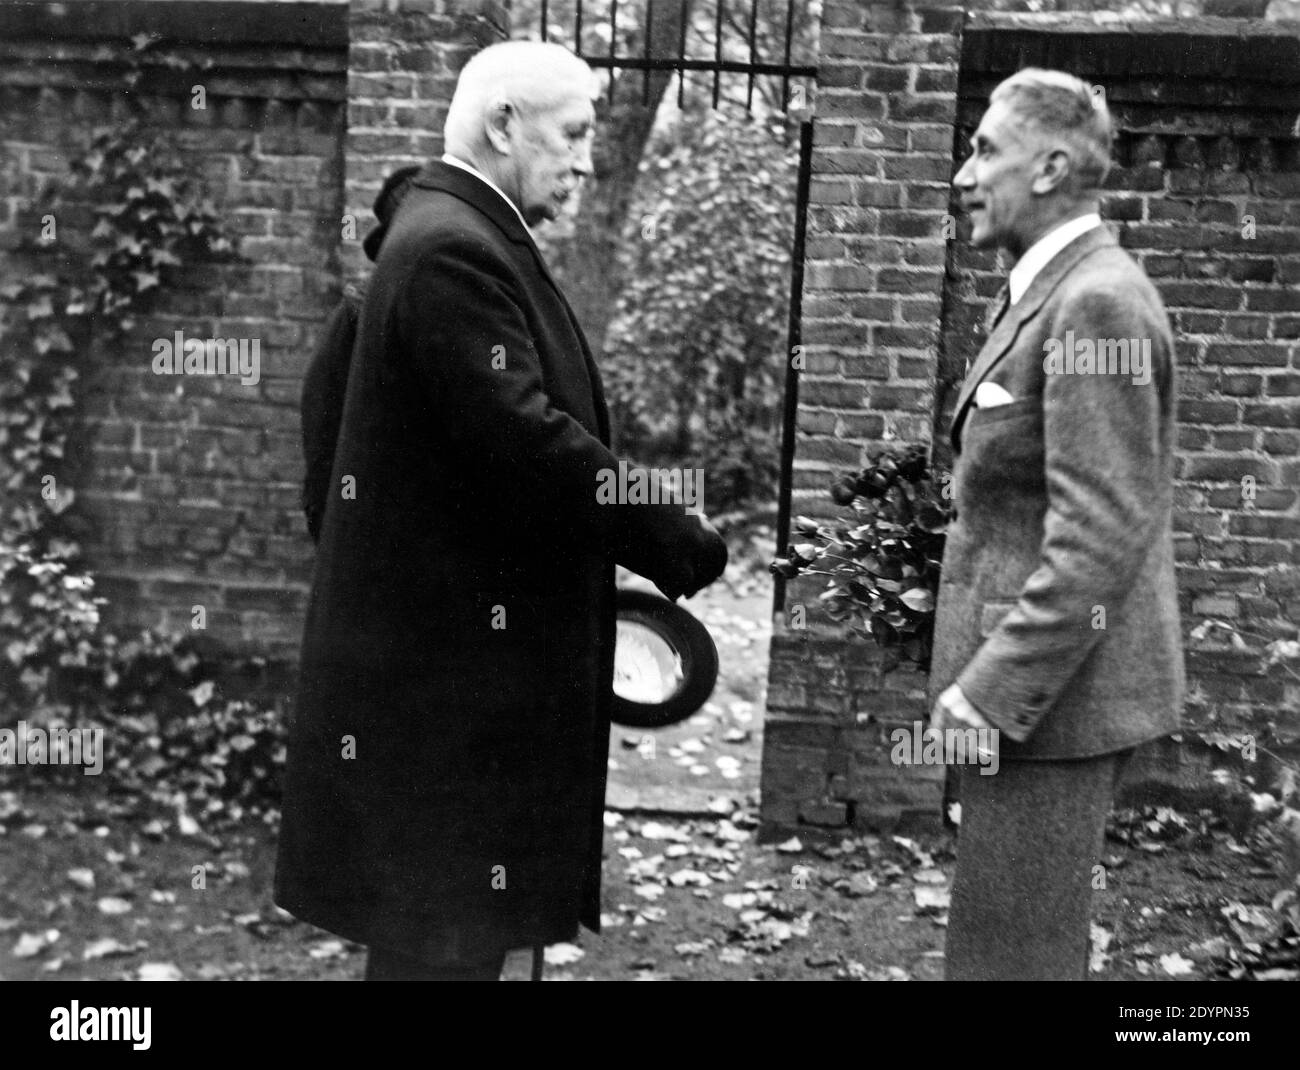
[1,122,231,542]
[0,43,284,823]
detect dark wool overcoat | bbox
[275,161,716,961]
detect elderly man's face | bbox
[510,83,595,226]
[953,98,1044,256]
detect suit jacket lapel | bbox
[951,225,1117,450]
[410,162,611,444]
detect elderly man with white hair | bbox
[929,68,1183,980]
[275,40,727,981]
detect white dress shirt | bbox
[1008,212,1101,304]
[441,153,528,230]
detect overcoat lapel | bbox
[410,162,611,444]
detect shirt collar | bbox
[440,153,528,231]
[1008,212,1102,304]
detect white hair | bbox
[444,41,595,157]
[991,67,1113,192]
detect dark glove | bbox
[654,517,728,601]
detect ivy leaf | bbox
[132,271,160,293]
[33,328,73,355]
[145,176,175,198]
[900,588,934,615]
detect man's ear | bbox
[483,97,514,156]
[1032,147,1071,195]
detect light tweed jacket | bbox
[929,225,1184,760]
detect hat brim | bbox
[611,589,719,729]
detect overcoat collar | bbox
[950,224,1117,452]
[409,160,611,443]
[409,159,579,302]
[411,159,532,244]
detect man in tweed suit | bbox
[929,68,1184,980]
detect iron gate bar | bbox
[677,0,687,108]
[712,0,724,108]
[781,0,795,111]
[541,0,549,41]
[609,0,618,104]
[772,118,813,617]
[643,0,653,104]
[746,0,759,112]
[557,0,814,112]
[578,56,814,75]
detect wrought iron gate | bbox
[523,0,817,610]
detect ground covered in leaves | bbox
[2,547,1296,981]
[1,785,1295,981]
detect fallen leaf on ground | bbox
[722,892,759,910]
[137,962,183,981]
[13,931,55,959]
[805,953,841,968]
[1089,923,1112,974]
[834,873,878,898]
[668,869,712,887]
[913,887,950,914]
[715,821,750,843]
[544,943,584,966]
[83,937,144,961]
[638,821,691,843]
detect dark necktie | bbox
[985,281,1011,335]
[967,281,1011,375]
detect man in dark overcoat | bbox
[275,41,727,981]
[929,68,1184,980]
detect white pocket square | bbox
[973,382,1016,408]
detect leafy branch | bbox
[770,444,952,672]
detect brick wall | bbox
[0,0,503,659]
[341,0,506,285]
[762,2,1300,833]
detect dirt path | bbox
[0,782,1289,981]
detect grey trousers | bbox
[944,749,1131,981]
